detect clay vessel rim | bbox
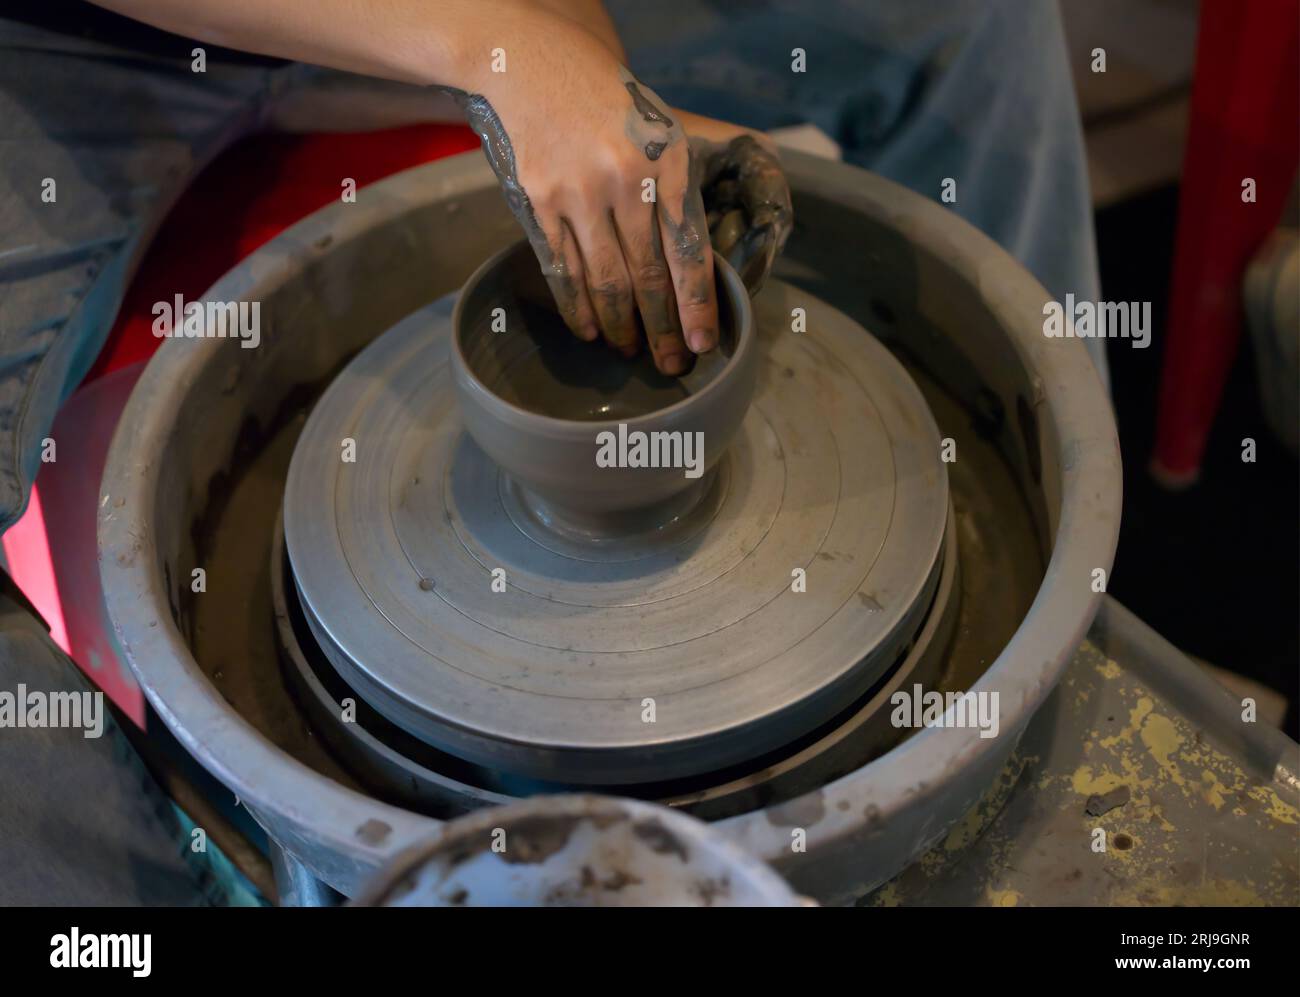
[451,240,755,436]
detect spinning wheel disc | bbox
[284,280,948,785]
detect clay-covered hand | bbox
[685,123,793,295]
[448,13,717,375]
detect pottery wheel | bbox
[284,279,949,785]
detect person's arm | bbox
[89,0,499,86]
[89,1,792,374]
[534,0,628,60]
[94,0,717,373]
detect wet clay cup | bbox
[451,239,757,541]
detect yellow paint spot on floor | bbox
[986,886,1022,907]
[1096,660,1123,680]
[1200,770,1228,810]
[944,802,986,853]
[1247,785,1300,825]
[1101,696,1153,749]
[873,881,902,907]
[1140,711,1184,785]
[1071,764,1126,796]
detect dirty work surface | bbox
[865,599,1300,906]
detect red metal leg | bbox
[1151,0,1299,485]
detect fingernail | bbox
[660,353,687,376]
[687,330,715,353]
[578,324,600,342]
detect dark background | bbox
[1098,186,1299,738]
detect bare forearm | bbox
[84,0,792,366]
[532,0,626,60]
[88,0,528,89]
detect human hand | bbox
[693,131,794,294]
[452,13,717,375]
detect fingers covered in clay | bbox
[618,74,718,365]
[614,201,688,375]
[695,134,793,294]
[453,52,729,376]
[569,214,640,356]
[529,216,600,343]
[655,141,719,357]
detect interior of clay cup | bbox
[453,240,742,423]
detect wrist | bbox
[419,3,552,96]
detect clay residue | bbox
[625,80,674,128]
[624,79,675,161]
[631,818,689,862]
[497,814,587,865]
[693,876,731,906]
[356,818,392,846]
[1084,784,1130,817]
[858,591,883,613]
